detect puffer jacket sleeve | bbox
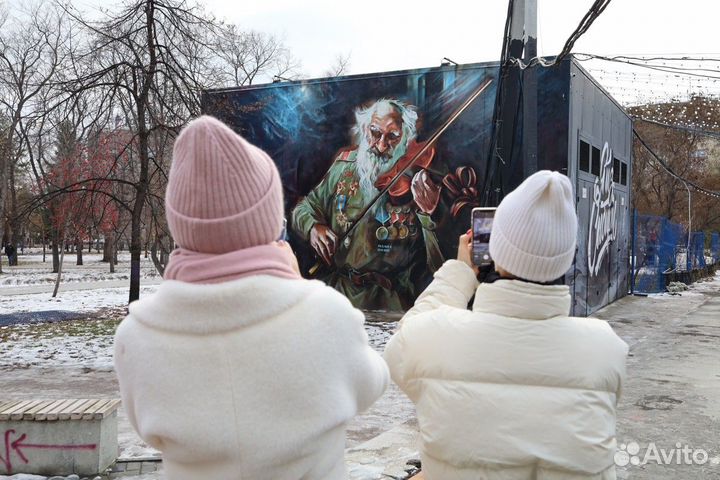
[383,323,416,400]
[384,260,479,400]
[401,260,479,324]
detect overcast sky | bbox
[15,0,720,104]
[198,0,720,77]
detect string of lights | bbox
[633,129,720,200]
[633,117,720,140]
[580,57,720,110]
[575,53,720,80]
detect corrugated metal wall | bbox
[568,60,633,316]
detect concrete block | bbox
[0,410,118,476]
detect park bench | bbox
[0,398,120,476]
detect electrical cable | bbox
[575,53,720,80]
[508,0,614,69]
[554,0,613,65]
[483,0,516,204]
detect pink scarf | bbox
[164,244,301,284]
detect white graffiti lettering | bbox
[588,142,617,277]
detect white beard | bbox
[355,138,407,199]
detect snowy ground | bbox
[0,286,159,315]
[0,249,160,315]
[0,250,160,287]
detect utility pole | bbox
[520,0,538,178]
[486,0,538,203]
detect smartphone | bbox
[471,207,496,266]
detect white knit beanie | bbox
[489,170,577,282]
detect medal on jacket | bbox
[398,206,412,240]
[374,204,392,249]
[398,221,409,240]
[336,194,348,230]
[375,204,390,241]
[348,181,359,197]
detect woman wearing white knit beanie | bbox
[385,170,628,480]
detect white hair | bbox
[352,99,417,198]
[351,99,418,146]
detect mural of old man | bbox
[291,99,446,310]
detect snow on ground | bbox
[646,272,720,299]
[0,250,159,287]
[0,285,158,314]
[0,310,120,371]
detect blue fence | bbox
[632,211,720,294]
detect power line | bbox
[575,53,720,80]
[554,0,614,64]
[508,0,614,69]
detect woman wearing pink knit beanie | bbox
[114,116,389,480]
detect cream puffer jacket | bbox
[114,275,389,480]
[384,260,628,480]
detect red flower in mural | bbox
[443,166,481,217]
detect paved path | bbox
[597,279,720,479]
[0,279,162,296]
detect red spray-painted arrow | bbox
[2,429,97,474]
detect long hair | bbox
[352,99,416,198]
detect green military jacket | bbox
[291,148,445,310]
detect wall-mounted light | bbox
[441,57,459,66]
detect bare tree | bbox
[323,52,351,78]
[214,25,300,87]
[0,3,73,268]
[631,97,720,231]
[61,0,225,302]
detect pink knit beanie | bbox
[165,115,284,254]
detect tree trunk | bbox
[43,241,46,263]
[103,234,113,262]
[52,233,60,274]
[110,239,116,273]
[129,194,145,298]
[76,237,83,266]
[150,236,167,277]
[52,234,67,298]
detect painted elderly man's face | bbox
[365,111,403,159]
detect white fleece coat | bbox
[114,275,389,480]
[384,261,628,480]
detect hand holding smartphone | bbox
[471,207,496,266]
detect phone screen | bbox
[472,208,495,266]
